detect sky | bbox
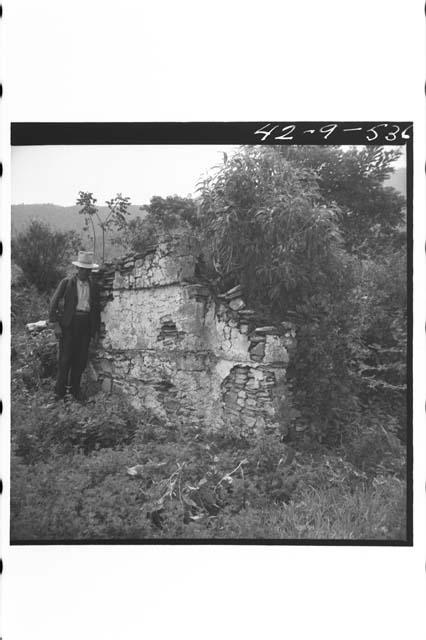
[11,145,239,206]
[11,144,406,206]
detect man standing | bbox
[49,251,100,400]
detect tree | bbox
[198,146,351,317]
[197,145,406,442]
[12,220,81,292]
[146,195,199,230]
[76,192,98,255]
[277,145,406,256]
[76,191,131,263]
[120,195,199,254]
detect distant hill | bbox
[11,203,145,235]
[12,168,406,251]
[11,203,147,260]
[385,167,406,197]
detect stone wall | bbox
[94,236,296,438]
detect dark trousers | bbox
[55,313,91,398]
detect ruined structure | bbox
[94,235,296,438]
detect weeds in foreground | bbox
[10,389,407,541]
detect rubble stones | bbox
[229,297,245,311]
[223,284,243,299]
[254,326,279,335]
[101,377,112,393]
[237,309,256,317]
[249,342,265,358]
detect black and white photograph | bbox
[1,2,424,639]
[10,127,411,543]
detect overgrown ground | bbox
[10,287,407,542]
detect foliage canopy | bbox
[197,145,406,441]
[122,195,199,254]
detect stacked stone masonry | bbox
[94,236,296,438]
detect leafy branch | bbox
[76,191,132,264]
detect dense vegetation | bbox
[12,219,82,292]
[11,145,408,541]
[196,146,407,444]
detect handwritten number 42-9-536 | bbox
[254,123,412,142]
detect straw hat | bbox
[72,251,99,269]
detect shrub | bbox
[10,448,154,541]
[354,252,407,430]
[11,283,50,329]
[12,392,144,461]
[12,220,81,292]
[341,411,406,478]
[120,195,199,254]
[12,329,58,393]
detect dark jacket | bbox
[49,275,100,337]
